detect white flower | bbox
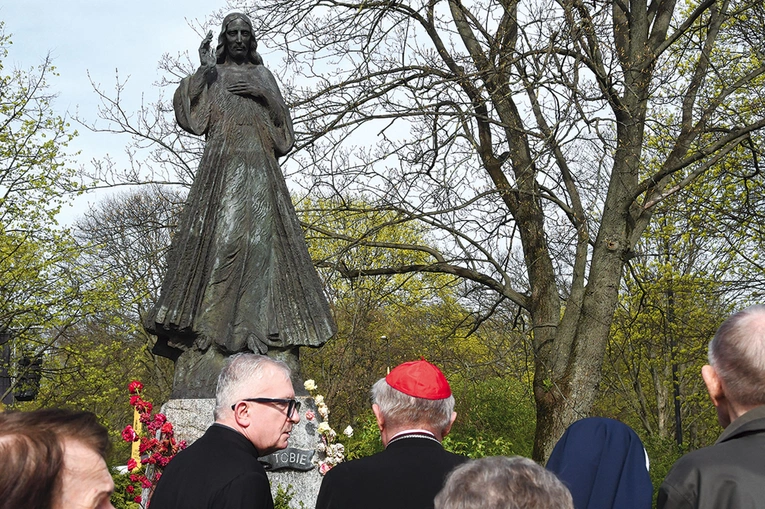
[304,379,317,391]
[307,392,352,475]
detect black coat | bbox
[657,405,765,509]
[150,423,274,509]
[315,433,468,509]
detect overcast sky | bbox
[2,1,227,223]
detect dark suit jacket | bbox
[657,405,765,509]
[149,423,274,509]
[315,433,468,509]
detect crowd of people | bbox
[1,304,764,508]
[1,6,763,509]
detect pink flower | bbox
[305,410,315,421]
[136,400,153,415]
[121,425,138,443]
[319,462,332,475]
[128,380,144,395]
[139,437,159,454]
[121,383,187,503]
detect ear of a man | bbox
[702,364,732,428]
[232,401,254,429]
[373,403,395,446]
[372,404,385,432]
[442,411,457,438]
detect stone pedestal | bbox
[160,399,214,444]
[161,396,322,509]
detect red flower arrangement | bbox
[122,380,186,507]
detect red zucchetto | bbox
[385,359,451,400]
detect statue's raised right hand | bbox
[199,30,215,67]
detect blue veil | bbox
[546,417,652,509]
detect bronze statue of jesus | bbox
[145,13,335,397]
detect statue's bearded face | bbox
[225,18,252,63]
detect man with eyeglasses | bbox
[150,353,300,509]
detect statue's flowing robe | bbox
[145,63,335,355]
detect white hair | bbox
[435,456,573,509]
[708,304,765,406]
[371,378,454,431]
[214,353,291,420]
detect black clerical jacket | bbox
[658,405,765,509]
[315,433,467,509]
[150,423,274,509]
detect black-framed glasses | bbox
[232,397,301,418]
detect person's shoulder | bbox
[448,450,470,465]
[657,447,715,509]
[211,471,273,509]
[661,437,761,493]
[660,435,765,509]
[252,63,275,75]
[664,447,707,480]
[442,447,469,460]
[171,426,261,469]
[226,469,270,486]
[329,450,384,472]
[319,450,391,485]
[332,442,466,479]
[666,440,737,475]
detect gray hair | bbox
[435,456,574,509]
[371,378,455,431]
[708,304,765,406]
[214,353,291,420]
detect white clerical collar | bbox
[387,429,440,447]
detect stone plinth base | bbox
[161,397,322,508]
[160,399,214,444]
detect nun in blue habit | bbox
[546,417,652,509]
